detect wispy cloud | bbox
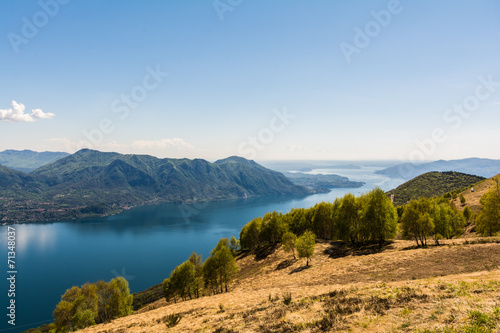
[0,100,55,122]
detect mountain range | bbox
[0,149,70,173]
[0,149,309,223]
[376,158,500,180]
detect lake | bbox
[0,163,404,332]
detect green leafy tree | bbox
[229,236,240,255]
[202,256,219,295]
[463,205,472,222]
[73,283,98,329]
[110,277,133,318]
[53,284,98,332]
[460,194,466,205]
[213,246,238,293]
[311,202,334,240]
[336,193,361,245]
[286,208,311,235]
[212,238,230,255]
[477,180,500,236]
[203,240,238,294]
[430,201,464,244]
[95,280,114,323]
[54,277,132,332]
[360,188,398,246]
[53,299,74,332]
[396,205,405,221]
[162,278,173,302]
[281,231,297,259]
[53,286,81,332]
[169,261,196,301]
[239,217,262,250]
[401,198,434,247]
[188,252,203,298]
[296,230,316,266]
[260,211,287,245]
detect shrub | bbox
[282,292,292,305]
[164,313,182,328]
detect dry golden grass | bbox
[453,174,499,214]
[78,238,500,333]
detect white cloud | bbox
[0,100,55,122]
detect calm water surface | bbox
[0,165,404,332]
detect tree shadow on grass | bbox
[275,259,295,271]
[236,250,253,261]
[255,244,279,261]
[289,264,311,274]
[323,241,394,259]
[236,244,280,262]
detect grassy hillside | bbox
[0,149,69,172]
[451,174,500,214]
[388,171,485,206]
[0,150,309,223]
[75,238,500,333]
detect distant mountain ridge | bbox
[388,171,485,206]
[0,149,309,223]
[283,172,364,192]
[0,149,70,173]
[376,158,500,180]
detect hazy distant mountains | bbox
[0,149,309,223]
[376,158,500,180]
[0,149,70,173]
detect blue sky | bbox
[1,0,499,161]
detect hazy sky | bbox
[1,0,499,161]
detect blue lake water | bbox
[0,163,404,332]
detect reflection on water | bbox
[0,163,405,332]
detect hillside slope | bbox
[78,239,500,333]
[388,171,484,205]
[0,149,69,172]
[452,174,500,213]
